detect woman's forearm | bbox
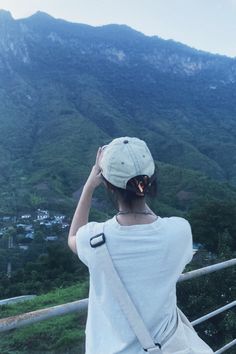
[68,147,102,254]
[68,184,94,239]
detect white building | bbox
[37,209,49,220]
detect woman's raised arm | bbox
[68,147,103,254]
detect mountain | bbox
[0,10,236,214]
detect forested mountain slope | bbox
[0,10,236,213]
[0,11,235,353]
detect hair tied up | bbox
[128,175,151,196]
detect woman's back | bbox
[76,215,193,354]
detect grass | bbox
[0,282,89,354]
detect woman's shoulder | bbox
[170,218,192,244]
[77,216,191,234]
[161,216,192,235]
[165,216,190,225]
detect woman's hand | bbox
[84,147,103,191]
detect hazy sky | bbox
[0,0,236,58]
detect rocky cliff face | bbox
[1,9,236,80]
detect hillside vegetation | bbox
[0,10,236,215]
[0,10,235,353]
[0,283,88,354]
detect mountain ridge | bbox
[1,10,236,73]
[0,9,235,58]
[0,10,236,213]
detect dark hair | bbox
[102,173,157,210]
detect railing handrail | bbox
[0,258,235,353]
[0,298,88,332]
[0,296,235,332]
[191,300,236,326]
[179,258,236,282]
[0,295,36,306]
[214,339,236,354]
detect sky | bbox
[0,0,236,58]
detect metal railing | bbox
[0,295,36,306]
[0,258,236,353]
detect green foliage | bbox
[0,283,88,353]
[0,283,88,318]
[0,239,88,299]
[178,266,236,352]
[0,15,236,353]
[0,314,86,354]
[1,15,236,214]
[189,200,236,252]
[28,193,46,209]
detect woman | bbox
[68,137,213,354]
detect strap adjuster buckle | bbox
[90,233,106,248]
[144,343,162,352]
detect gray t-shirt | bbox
[76,216,193,354]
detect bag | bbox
[90,223,213,354]
[161,307,214,354]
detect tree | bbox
[188,200,236,253]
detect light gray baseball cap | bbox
[99,137,155,189]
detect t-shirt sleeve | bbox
[170,217,193,268]
[75,221,98,267]
[181,218,193,265]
